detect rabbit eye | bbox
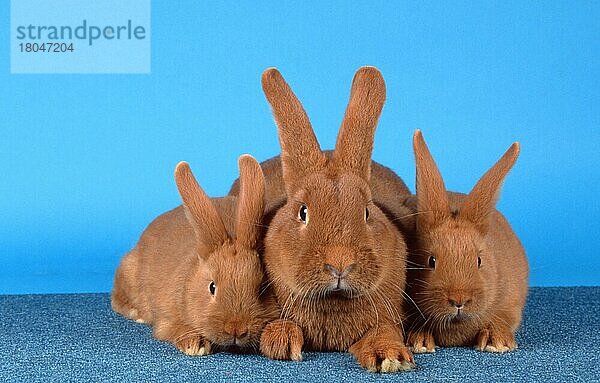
[208,281,216,296]
[428,256,436,269]
[365,207,369,221]
[298,204,308,224]
[477,256,482,268]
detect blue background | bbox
[1,2,598,294]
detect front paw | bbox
[475,328,517,353]
[260,319,303,361]
[349,325,415,373]
[175,335,211,356]
[407,331,436,353]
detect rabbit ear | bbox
[235,155,265,250]
[333,66,386,181]
[174,162,229,255]
[460,142,520,233]
[413,130,451,230]
[262,68,325,193]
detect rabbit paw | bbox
[260,319,303,361]
[475,328,516,353]
[175,335,211,356]
[407,331,436,353]
[349,325,415,373]
[124,308,146,323]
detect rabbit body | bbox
[405,131,528,353]
[255,67,415,373]
[112,157,279,355]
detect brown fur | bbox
[111,155,279,356]
[404,130,528,353]
[255,67,414,373]
[229,154,414,234]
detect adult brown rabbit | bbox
[111,155,279,355]
[256,67,414,373]
[405,130,528,353]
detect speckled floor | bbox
[1,287,598,382]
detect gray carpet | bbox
[0,287,598,382]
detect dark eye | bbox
[428,256,436,269]
[365,207,369,221]
[477,256,482,268]
[208,281,216,296]
[298,204,308,224]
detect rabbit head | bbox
[174,155,277,350]
[408,130,520,323]
[262,67,406,306]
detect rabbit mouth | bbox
[220,344,253,354]
[448,309,471,322]
[324,289,354,299]
[219,337,252,352]
[323,280,361,298]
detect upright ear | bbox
[460,142,520,233]
[235,155,265,250]
[333,66,386,181]
[261,68,325,194]
[174,162,229,257]
[413,130,450,230]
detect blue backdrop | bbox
[1,2,598,293]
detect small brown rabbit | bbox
[111,155,279,355]
[256,67,414,373]
[405,130,528,353]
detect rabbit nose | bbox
[224,321,248,339]
[448,297,471,309]
[325,263,355,279]
[231,332,247,346]
[236,328,248,339]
